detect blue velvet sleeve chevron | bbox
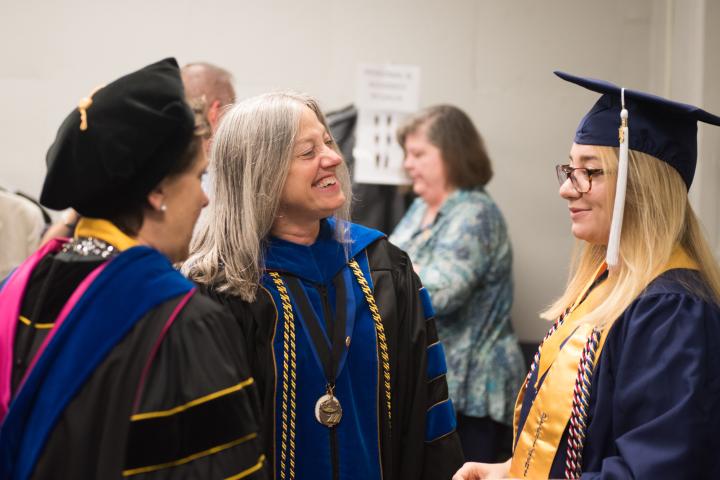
[419,286,435,320]
[426,399,457,442]
[427,342,448,381]
[420,287,457,442]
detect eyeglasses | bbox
[555,164,604,193]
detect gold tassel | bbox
[77,84,105,131]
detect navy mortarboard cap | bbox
[40,57,196,217]
[556,71,720,269]
[555,70,720,189]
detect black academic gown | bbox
[5,247,267,479]
[516,269,720,479]
[204,220,464,480]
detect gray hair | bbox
[183,91,352,301]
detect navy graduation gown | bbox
[516,269,720,478]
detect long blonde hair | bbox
[183,91,352,301]
[542,146,720,326]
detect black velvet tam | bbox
[40,58,195,217]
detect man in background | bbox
[181,61,236,137]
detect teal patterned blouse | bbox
[390,187,526,425]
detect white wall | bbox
[1,0,716,341]
[697,0,720,260]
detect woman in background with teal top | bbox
[390,105,525,462]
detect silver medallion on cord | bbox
[315,387,342,427]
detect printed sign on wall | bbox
[353,64,420,185]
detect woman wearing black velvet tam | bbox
[455,73,720,479]
[0,58,266,479]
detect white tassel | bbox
[607,88,629,269]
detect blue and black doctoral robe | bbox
[0,235,267,479]
[515,268,720,478]
[205,219,464,480]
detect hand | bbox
[452,460,511,480]
[61,208,80,228]
[41,208,80,245]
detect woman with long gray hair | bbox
[184,91,464,480]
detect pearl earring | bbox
[160,204,167,212]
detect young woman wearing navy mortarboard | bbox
[454,72,720,479]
